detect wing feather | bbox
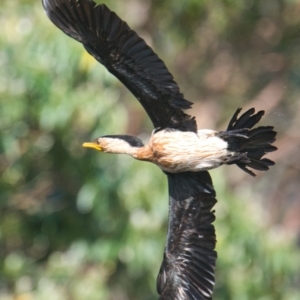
[157,171,217,300]
[42,0,197,131]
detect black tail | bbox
[218,108,277,176]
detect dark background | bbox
[1,0,300,299]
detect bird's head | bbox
[83,135,144,155]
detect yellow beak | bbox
[82,142,103,151]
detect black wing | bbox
[157,171,217,300]
[42,0,197,132]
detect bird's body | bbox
[146,129,229,173]
[43,0,277,298]
[98,129,230,173]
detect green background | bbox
[1,0,300,299]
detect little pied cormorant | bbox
[42,1,277,299]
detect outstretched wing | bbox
[157,171,217,299]
[42,0,197,132]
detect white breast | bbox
[149,129,230,173]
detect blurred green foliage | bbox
[1,0,300,299]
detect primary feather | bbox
[42,0,196,131]
[157,171,217,300]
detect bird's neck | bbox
[104,144,153,161]
[132,145,154,162]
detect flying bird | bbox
[42,0,277,299]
